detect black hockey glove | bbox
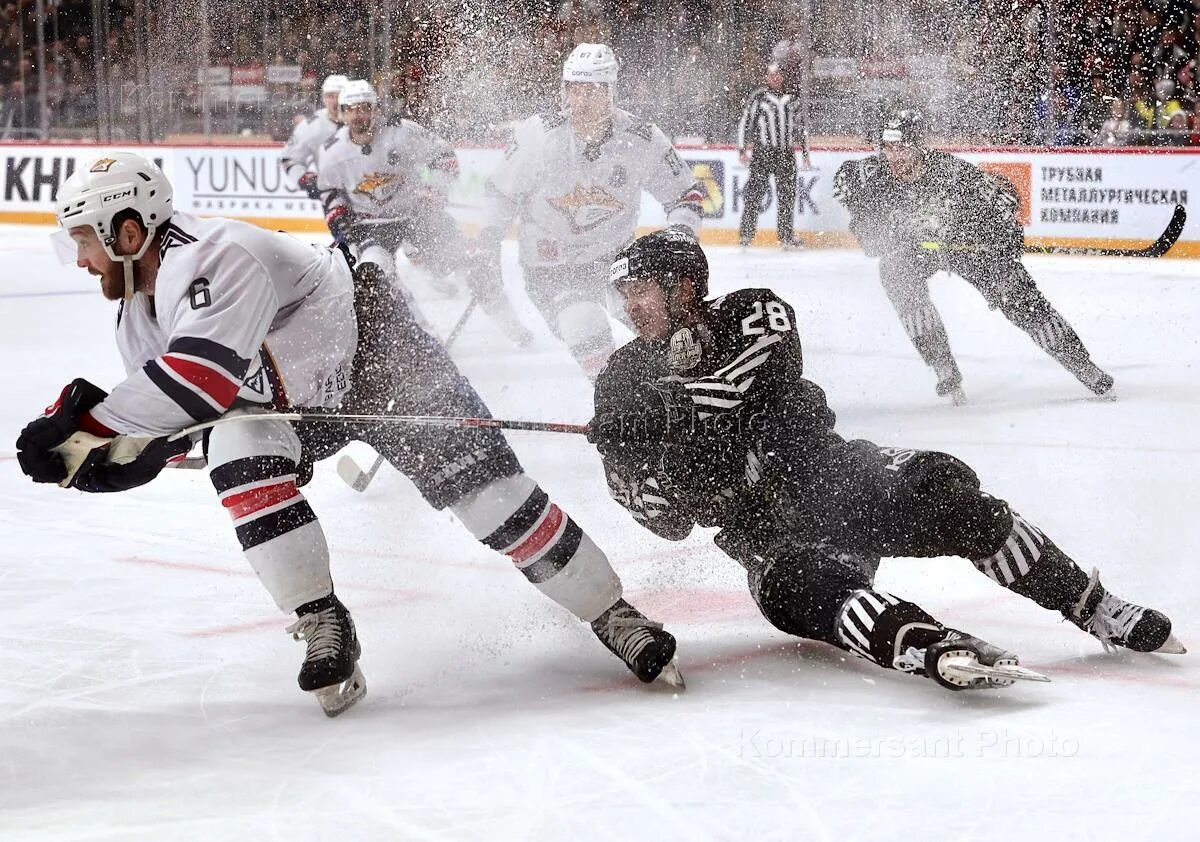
[70,435,192,493]
[298,171,322,201]
[588,380,698,455]
[15,378,109,484]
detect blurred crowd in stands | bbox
[0,0,1197,146]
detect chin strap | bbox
[122,256,136,300]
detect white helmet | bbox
[321,74,349,95]
[338,79,378,109]
[53,152,173,298]
[562,43,618,85]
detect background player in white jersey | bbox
[280,74,348,201]
[16,152,366,717]
[477,43,705,380]
[318,79,531,344]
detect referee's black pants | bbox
[739,147,797,244]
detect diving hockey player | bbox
[18,152,366,716]
[477,43,705,379]
[834,109,1114,404]
[589,229,1183,692]
[280,73,348,200]
[318,79,533,344]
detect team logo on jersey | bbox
[354,171,402,200]
[89,157,118,173]
[243,366,266,396]
[667,327,701,371]
[609,166,627,187]
[689,160,725,219]
[547,184,624,234]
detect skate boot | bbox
[1068,568,1185,654]
[780,238,805,252]
[1068,359,1115,398]
[895,629,1050,690]
[286,594,366,717]
[591,599,685,689]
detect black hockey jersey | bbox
[833,150,1023,258]
[592,288,869,551]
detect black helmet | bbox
[610,227,709,300]
[880,108,925,146]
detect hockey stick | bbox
[919,205,1186,259]
[335,401,393,493]
[337,452,386,492]
[1025,204,1186,258]
[443,296,479,349]
[170,411,589,442]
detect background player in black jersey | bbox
[588,229,1182,691]
[295,259,682,688]
[833,109,1114,405]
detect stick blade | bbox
[336,455,371,492]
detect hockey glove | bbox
[325,205,358,241]
[70,434,192,493]
[15,378,109,484]
[588,381,696,454]
[298,171,322,201]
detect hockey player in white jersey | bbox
[280,73,348,200]
[18,152,684,702]
[17,152,366,717]
[477,43,706,379]
[317,79,532,343]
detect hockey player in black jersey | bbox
[834,109,1114,404]
[588,229,1182,691]
[295,252,682,688]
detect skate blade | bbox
[943,657,1050,687]
[312,664,367,717]
[1155,633,1187,655]
[336,455,371,493]
[655,658,686,691]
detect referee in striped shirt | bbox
[737,64,811,249]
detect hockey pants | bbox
[723,443,1095,670]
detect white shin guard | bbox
[451,473,622,622]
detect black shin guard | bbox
[970,513,1090,615]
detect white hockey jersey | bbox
[316,117,459,219]
[88,212,357,438]
[280,107,342,191]
[484,108,704,268]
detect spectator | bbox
[1097,97,1135,145]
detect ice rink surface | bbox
[1,225,1197,841]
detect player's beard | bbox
[98,265,125,301]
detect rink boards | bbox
[0,141,1195,256]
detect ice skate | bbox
[1068,568,1185,654]
[1068,359,1115,399]
[896,630,1049,690]
[287,594,367,717]
[591,599,684,689]
[780,238,805,252]
[935,374,967,406]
